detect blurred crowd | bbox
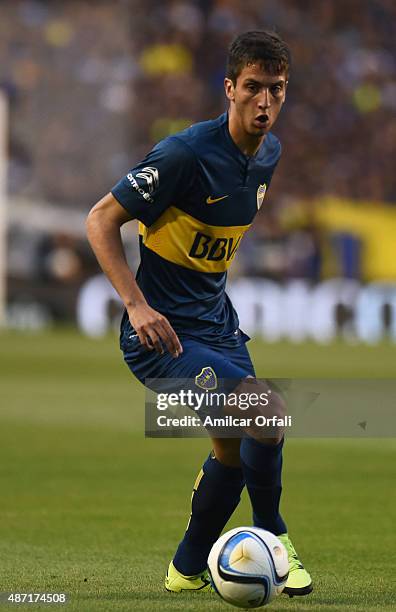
[2,0,396,303]
[2,0,395,207]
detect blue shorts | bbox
[120,327,255,391]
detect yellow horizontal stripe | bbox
[141,206,250,272]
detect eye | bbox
[271,85,283,96]
[247,83,258,94]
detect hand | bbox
[127,302,183,358]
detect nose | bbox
[258,87,270,110]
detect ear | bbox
[224,78,235,102]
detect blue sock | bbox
[173,452,244,575]
[240,436,287,535]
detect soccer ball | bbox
[208,527,289,608]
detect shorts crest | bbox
[195,366,217,390]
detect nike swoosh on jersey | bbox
[206,195,229,204]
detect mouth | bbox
[253,114,270,128]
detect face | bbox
[225,63,288,137]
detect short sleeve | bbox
[111,136,196,226]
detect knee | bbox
[268,389,287,419]
[212,440,241,467]
[231,378,287,446]
[257,391,286,445]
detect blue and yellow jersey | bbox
[111,112,281,346]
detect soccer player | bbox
[86,30,312,597]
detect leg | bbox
[158,340,253,580]
[159,339,254,591]
[220,376,287,534]
[240,435,287,535]
[172,438,244,576]
[232,381,312,596]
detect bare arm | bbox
[86,193,182,357]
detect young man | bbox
[86,31,312,597]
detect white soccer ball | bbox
[208,527,289,608]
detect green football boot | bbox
[165,560,213,593]
[278,534,313,597]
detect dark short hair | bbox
[226,30,291,84]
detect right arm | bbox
[86,192,182,357]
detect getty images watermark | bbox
[145,378,396,438]
[145,379,293,438]
[155,388,292,430]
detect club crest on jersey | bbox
[256,183,267,209]
[195,366,217,390]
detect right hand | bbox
[127,302,183,358]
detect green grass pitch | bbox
[0,330,395,611]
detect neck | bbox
[228,111,265,157]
